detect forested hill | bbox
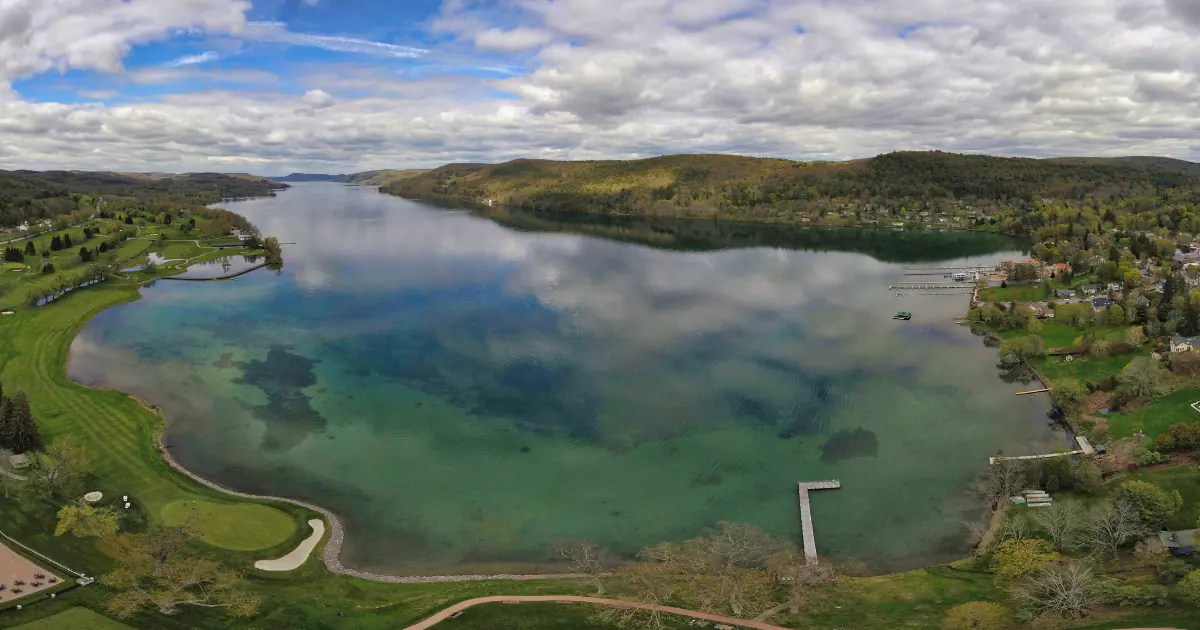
[383,151,1200,224]
[0,171,283,227]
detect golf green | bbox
[160,499,296,551]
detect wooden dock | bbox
[888,283,973,290]
[797,480,841,565]
[1015,388,1052,395]
[903,266,993,272]
[988,437,1095,464]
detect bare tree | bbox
[971,459,1026,508]
[964,517,990,550]
[1032,500,1084,552]
[1083,500,1147,558]
[552,540,615,595]
[591,565,675,630]
[1008,561,1106,621]
[760,551,838,617]
[997,512,1031,544]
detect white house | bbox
[17,222,29,231]
[1170,336,1200,353]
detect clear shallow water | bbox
[70,184,1058,575]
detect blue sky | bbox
[3,0,1200,173]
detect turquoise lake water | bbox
[69,183,1060,575]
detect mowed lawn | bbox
[1098,466,1200,531]
[1033,348,1147,385]
[0,286,300,552]
[1105,387,1200,440]
[161,499,297,551]
[10,607,132,630]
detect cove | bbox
[68,183,1059,575]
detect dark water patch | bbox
[212,352,234,369]
[231,346,326,451]
[720,391,778,425]
[820,428,880,462]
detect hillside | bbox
[337,169,429,186]
[267,173,346,182]
[384,151,1200,224]
[0,171,284,227]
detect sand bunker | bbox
[254,519,325,571]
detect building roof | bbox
[1055,289,1076,297]
[1159,529,1199,549]
[1171,336,1200,347]
[1092,298,1114,307]
[1081,283,1101,290]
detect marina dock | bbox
[797,480,841,565]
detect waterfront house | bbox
[1170,336,1200,353]
[1055,289,1076,299]
[1091,298,1115,310]
[1106,282,1121,292]
[1157,529,1198,555]
[1049,262,1071,277]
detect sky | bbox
[4,0,1200,173]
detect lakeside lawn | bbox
[1104,386,1200,441]
[994,322,1126,350]
[1033,348,1149,385]
[980,283,1049,302]
[1097,465,1200,531]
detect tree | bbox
[1050,379,1086,415]
[1115,356,1169,399]
[1009,561,1106,621]
[23,241,35,257]
[1088,338,1110,359]
[262,236,283,268]
[1071,461,1103,494]
[1124,326,1146,347]
[991,538,1058,582]
[1114,480,1182,528]
[0,392,41,454]
[1178,569,1200,605]
[552,540,614,595]
[56,500,121,539]
[624,522,789,619]
[20,436,91,506]
[1107,304,1125,326]
[50,235,62,251]
[1032,500,1084,552]
[971,458,1026,508]
[103,551,260,619]
[998,335,1047,362]
[63,233,72,248]
[1084,499,1148,556]
[1155,421,1200,452]
[941,602,1011,630]
[79,247,91,263]
[761,552,839,616]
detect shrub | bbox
[1158,559,1193,585]
[1134,449,1167,467]
[1155,422,1200,453]
[1103,582,1170,607]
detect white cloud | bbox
[242,21,428,58]
[165,51,221,67]
[7,0,1200,172]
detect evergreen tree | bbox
[79,247,91,263]
[3,392,41,454]
[23,241,35,256]
[124,216,133,225]
[50,235,63,251]
[63,233,73,248]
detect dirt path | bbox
[401,595,793,630]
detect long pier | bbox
[903,266,994,272]
[988,437,1095,464]
[797,480,841,565]
[889,283,974,291]
[160,262,267,282]
[1015,388,1052,395]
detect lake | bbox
[69,183,1059,575]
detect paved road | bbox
[401,595,793,630]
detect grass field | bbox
[1105,386,1200,440]
[1098,465,1200,531]
[160,499,296,551]
[10,607,133,630]
[1033,347,1148,385]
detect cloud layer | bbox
[3,0,1200,172]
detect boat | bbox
[893,311,912,320]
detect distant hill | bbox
[337,169,429,186]
[382,151,1200,225]
[267,173,346,182]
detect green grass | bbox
[0,286,306,553]
[1098,465,1200,531]
[160,499,296,551]
[1105,386,1200,440]
[981,283,1049,302]
[436,603,691,629]
[1033,348,1148,386]
[9,607,133,630]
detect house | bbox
[8,453,28,469]
[1055,289,1076,299]
[1080,284,1101,295]
[17,221,29,231]
[1158,529,1198,556]
[1106,282,1121,292]
[1091,297,1115,310]
[1170,336,1200,353]
[1049,262,1071,277]
[1173,250,1200,263]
